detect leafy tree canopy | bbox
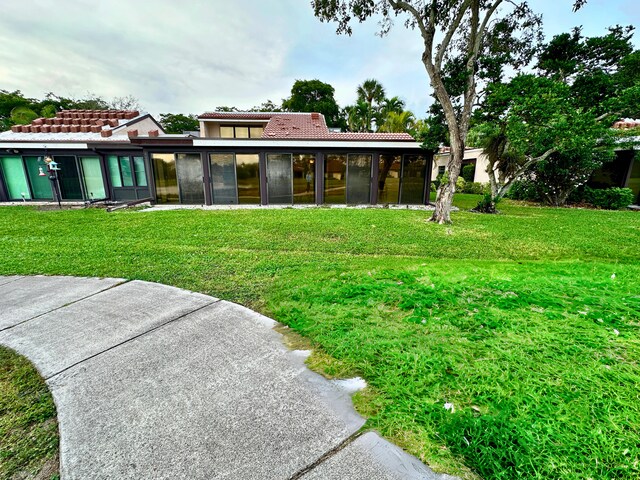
[159,113,199,134]
[282,79,344,128]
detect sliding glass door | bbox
[152,153,204,204]
[346,154,372,204]
[80,157,106,200]
[210,153,238,204]
[267,154,293,204]
[176,154,205,204]
[400,155,428,204]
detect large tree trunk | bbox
[431,136,464,223]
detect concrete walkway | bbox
[0,276,456,480]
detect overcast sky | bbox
[1,0,638,118]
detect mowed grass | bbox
[0,347,58,479]
[0,195,639,479]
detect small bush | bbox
[505,179,542,202]
[456,176,466,191]
[462,164,476,182]
[472,193,501,213]
[583,187,634,210]
[462,182,487,195]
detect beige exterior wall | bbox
[199,121,221,138]
[431,148,490,183]
[113,117,163,136]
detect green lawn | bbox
[0,195,639,479]
[0,347,59,479]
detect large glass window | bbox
[55,156,83,200]
[108,155,148,188]
[133,157,147,187]
[236,154,260,204]
[346,154,372,204]
[219,125,264,139]
[80,157,106,200]
[176,154,205,204]
[210,153,238,204]
[220,126,234,138]
[293,154,315,204]
[152,153,179,204]
[401,155,427,204]
[267,154,293,204]
[235,126,249,139]
[24,156,53,200]
[0,156,31,200]
[324,154,346,204]
[119,156,134,187]
[378,155,401,204]
[107,156,122,187]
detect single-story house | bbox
[0,110,432,206]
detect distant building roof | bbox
[0,109,159,142]
[198,111,415,142]
[613,118,640,130]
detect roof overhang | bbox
[0,142,90,150]
[192,139,423,149]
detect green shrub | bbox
[472,192,501,213]
[584,187,634,209]
[462,164,476,182]
[462,182,487,195]
[505,179,542,202]
[456,176,466,191]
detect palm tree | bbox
[379,110,416,133]
[346,100,374,132]
[356,79,386,108]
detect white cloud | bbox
[1,0,637,119]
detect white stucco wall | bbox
[432,148,490,183]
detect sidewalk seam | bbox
[45,299,220,381]
[288,429,366,479]
[0,279,131,333]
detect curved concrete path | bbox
[0,276,456,480]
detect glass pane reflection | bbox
[267,154,293,204]
[152,153,178,204]
[346,154,372,204]
[236,154,260,204]
[210,153,238,204]
[176,153,204,204]
[378,155,400,204]
[324,154,346,204]
[401,154,427,204]
[293,154,315,204]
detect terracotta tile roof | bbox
[198,112,274,120]
[327,132,414,141]
[613,119,640,129]
[7,109,140,137]
[199,111,415,141]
